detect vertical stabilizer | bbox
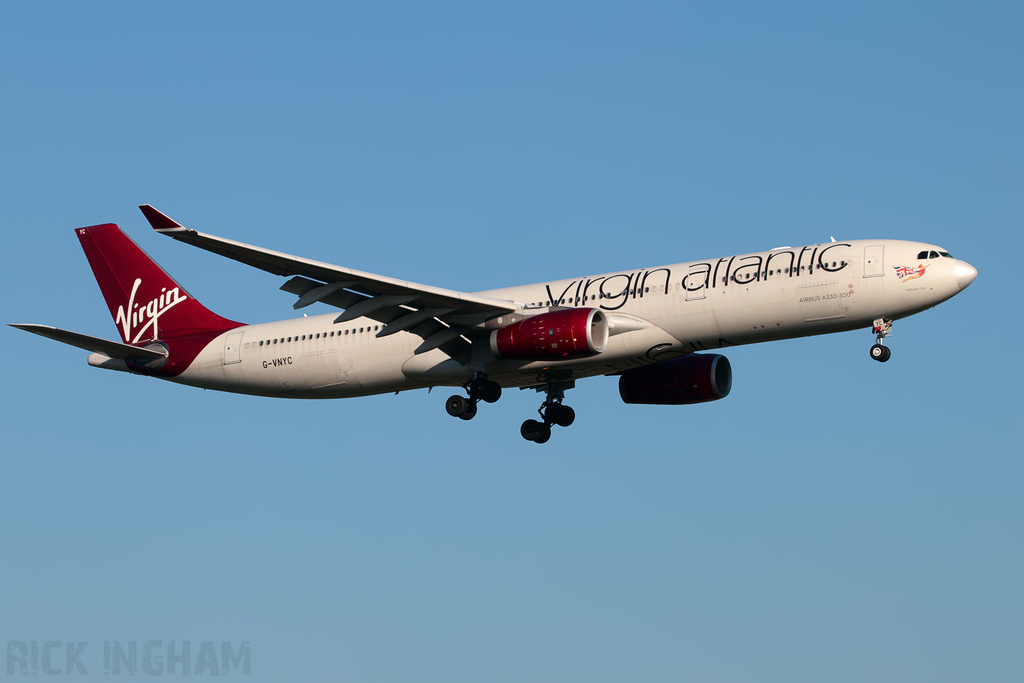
[76,224,241,344]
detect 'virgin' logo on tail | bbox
[115,278,188,343]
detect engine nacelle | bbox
[618,353,732,405]
[490,308,609,361]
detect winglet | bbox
[139,205,184,232]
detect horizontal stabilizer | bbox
[9,324,168,361]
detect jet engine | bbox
[618,353,732,405]
[490,308,609,361]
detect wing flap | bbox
[292,280,358,310]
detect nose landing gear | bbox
[870,317,892,362]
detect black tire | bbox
[468,378,489,401]
[534,424,552,444]
[446,395,468,417]
[544,403,576,428]
[521,419,543,441]
[459,401,478,420]
[482,381,502,404]
[554,405,575,428]
[870,344,887,362]
[880,345,891,362]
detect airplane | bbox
[10,206,977,444]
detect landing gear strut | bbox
[445,374,502,421]
[521,380,576,444]
[870,317,892,363]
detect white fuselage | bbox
[165,239,968,398]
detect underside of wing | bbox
[140,205,518,362]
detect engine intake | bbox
[491,308,609,361]
[619,354,732,405]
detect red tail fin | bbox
[76,224,241,343]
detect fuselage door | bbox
[223,330,244,365]
[864,245,884,277]
[684,264,709,301]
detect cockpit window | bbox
[939,251,954,258]
[928,250,940,258]
[917,251,928,259]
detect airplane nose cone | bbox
[954,260,978,290]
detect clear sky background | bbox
[2,2,1022,681]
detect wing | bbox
[139,206,518,362]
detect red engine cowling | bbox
[490,308,609,361]
[618,354,732,405]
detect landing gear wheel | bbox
[543,403,575,428]
[446,395,469,417]
[559,405,575,427]
[459,401,478,420]
[482,382,502,404]
[870,318,893,363]
[521,419,544,442]
[468,377,502,403]
[533,424,552,444]
[468,378,488,400]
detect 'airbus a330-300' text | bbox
[11,206,977,444]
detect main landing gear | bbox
[444,376,576,445]
[870,317,893,363]
[520,381,575,444]
[445,375,502,421]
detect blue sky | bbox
[2,2,1022,681]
